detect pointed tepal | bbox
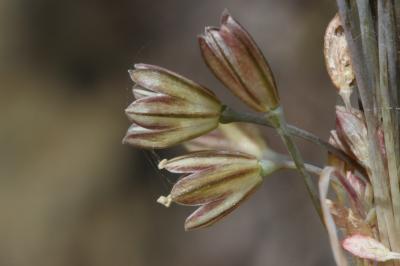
[199,10,279,112]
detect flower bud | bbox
[199,10,279,112]
[184,123,268,158]
[123,64,222,149]
[157,151,279,230]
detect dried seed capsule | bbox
[324,14,355,108]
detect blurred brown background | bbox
[0,0,340,265]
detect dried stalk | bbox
[377,0,400,252]
[337,0,400,261]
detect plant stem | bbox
[220,106,367,177]
[279,160,322,176]
[263,107,322,218]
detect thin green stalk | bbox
[263,107,322,218]
[279,160,322,176]
[220,106,367,178]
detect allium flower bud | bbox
[123,64,222,149]
[157,151,280,230]
[184,123,268,158]
[335,106,369,169]
[199,10,279,112]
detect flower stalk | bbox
[264,107,322,218]
[220,106,366,176]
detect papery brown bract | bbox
[199,10,279,112]
[123,64,222,149]
[335,106,369,169]
[157,151,273,230]
[327,200,372,236]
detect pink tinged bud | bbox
[184,123,268,158]
[345,171,366,200]
[122,121,219,149]
[157,151,266,230]
[123,64,222,148]
[335,106,369,169]
[184,180,259,230]
[342,234,400,262]
[199,10,279,112]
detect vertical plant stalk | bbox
[336,0,399,254]
[265,107,322,218]
[377,0,400,252]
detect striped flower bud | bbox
[184,123,268,159]
[198,10,279,112]
[123,64,222,149]
[157,151,281,230]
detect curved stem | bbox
[220,106,367,178]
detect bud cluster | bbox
[121,8,398,264]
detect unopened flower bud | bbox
[123,64,222,149]
[157,151,281,230]
[199,10,279,112]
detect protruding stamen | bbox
[158,159,168,169]
[157,195,172,207]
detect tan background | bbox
[0,0,339,265]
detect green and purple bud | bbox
[157,151,281,230]
[123,64,222,149]
[198,10,279,112]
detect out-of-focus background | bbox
[0,0,340,265]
